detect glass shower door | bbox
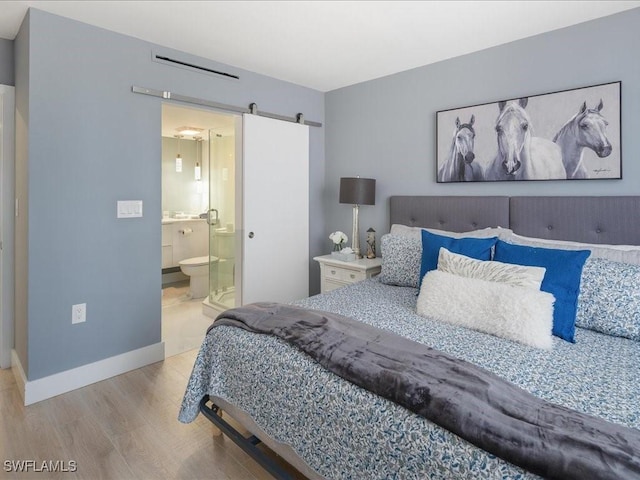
[208,130,236,309]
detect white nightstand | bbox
[314,255,383,293]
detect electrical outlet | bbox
[72,303,86,324]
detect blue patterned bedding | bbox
[179,278,640,479]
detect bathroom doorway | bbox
[160,103,239,357]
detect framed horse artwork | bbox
[435,81,621,182]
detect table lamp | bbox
[339,177,376,258]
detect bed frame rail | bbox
[199,396,295,480]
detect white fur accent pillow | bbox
[437,248,546,289]
[417,270,555,349]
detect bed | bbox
[179,196,640,479]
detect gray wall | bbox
[15,8,325,380]
[0,38,14,86]
[325,8,640,244]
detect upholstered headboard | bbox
[389,196,640,245]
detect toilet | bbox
[178,256,219,299]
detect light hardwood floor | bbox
[0,350,305,480]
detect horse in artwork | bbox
[438,115,483,182]
[485,98,565,181]
[553,100,612,179]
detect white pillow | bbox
[437,248,546,290]
[390,224,512,241]
[508,233,640,265]
[417,270,555,350]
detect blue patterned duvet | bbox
[179,279,640,479]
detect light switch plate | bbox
[117,200,143,218]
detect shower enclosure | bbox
[207,128,238,309]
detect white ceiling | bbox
[1,1,639,92]
[161,103,237,138]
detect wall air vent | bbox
[153,53,240,80]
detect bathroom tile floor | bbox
[162,281,213,358]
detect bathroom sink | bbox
[163,215,203,222]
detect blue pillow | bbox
[419,230,497,288]
[493,240,590,343]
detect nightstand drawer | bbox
[325,266,365,283]
[324,279,347,292]
[342,269,365,282]
[314,255,383,294]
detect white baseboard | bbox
[12,342,165,405]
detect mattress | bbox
[179,278,640,479]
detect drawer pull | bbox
[330,270,336,275]
[350,274,356,279]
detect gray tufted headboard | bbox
[390,196,640,245]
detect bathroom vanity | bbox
[161,218,208,269]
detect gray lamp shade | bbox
[339,177,376,205]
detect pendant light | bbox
[194,136,202,181]
[175,135,183,173]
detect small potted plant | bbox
[329,231,347,252]
[329,231,355,261]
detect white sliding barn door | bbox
[242,114,309,305]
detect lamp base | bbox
[351,204,361,259]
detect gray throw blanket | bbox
[213,302,640,480]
